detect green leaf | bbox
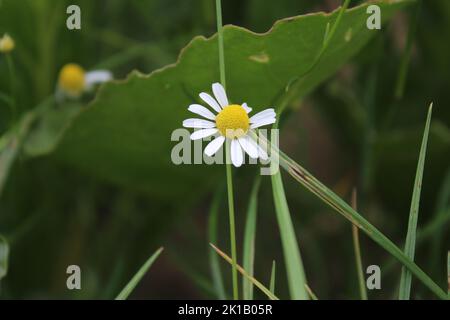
[0,235,9,281]
[19,0,411,202]
[271,169,308,299]
[447,252,450,297]
[399,104,432,300]
[0,111,37,197]
[22,102,82,156]
[242,176,260,300]
[115,247,163,300]
[269,260,276,295]
[208,187,227,299]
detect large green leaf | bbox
[24,1,411,200]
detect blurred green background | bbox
[0,0,449,299]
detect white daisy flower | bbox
[56,63,112,99]
[182,83,276,167]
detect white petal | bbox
[231,139,243,167]
[238,136,258,159]
[257,144,269,160]
[212,82,229,108]
[204,136,225,157]
[85,70,112,88]
[248,135,268,160]
[250,117,276,129]
[188,104,216,120]
[242,103,252,113]
[249,108,276,123]
[199,92,222,113]
[183,118,216,129]
[190,128,218,140]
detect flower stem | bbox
[225,145,238,300]
[351,189,368,300]
[216,0,238,300]
[5,54,17,131]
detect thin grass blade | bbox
[399,104,432,300]
[0,235,9,282]
[208,187,227,299]
[271,170,308,299]
[242,176,261,300]
[210,243,279,300]
[270,260,276,295]
[305,284,319,300]
[248,125,446,299]
[115,247,164,300]
[351,189,367,300]
[447,251,450,297]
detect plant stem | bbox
[211,243,278,300]
[225,145,238,300]
[216,0,238,300]
[351,189,368,300]
[5,54,17,130]
[208,186,227,299]
[395,1,421,100]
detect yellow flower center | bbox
[0,34,15,53]
[58,63,86,97]
[215,104,249,139]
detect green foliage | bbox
[22,1,409,201]
[115,247,163,300]
[0,235,9,281]
[0,0,449,300]
[242,176,260,300]
[399,104,432,300]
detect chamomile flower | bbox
[0,33,15,53]
[57,63,112,99]
[182,83,276,167]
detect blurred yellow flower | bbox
[57,63,112,98]
[58,63,86,97]
[0,33,15,53]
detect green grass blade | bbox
[305,284,319,300]
[242,176,261,300]
[0,235,9,282]
[270,260,276,295]
[115,247,164,300]
[395,2,421,100]
[208,187,227,299]
[428,168,450,274]
[399,104,432,300]
[351,190,367,300]
[271,170,308,299]
[447,252,449,297]
[249,126,447,299]
[210,244,279,300]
